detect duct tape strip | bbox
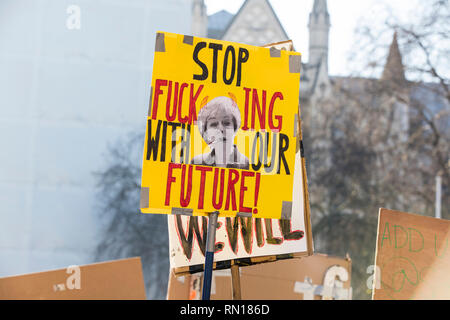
[275,253,294,260]
[189,264,204,274]
[269,47,281,58]
[281,200,293,220]
[183,35,194,45]
[148,86,153,117]
[171,207,193,216]
[155,32,165,52]
[236,212,252,218]
[235,258,252,266]
[215,260,232,270]
[140,187,149,208]
[289,55,301,73]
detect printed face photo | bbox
[204,113,235,144]
[206,114,234,134]
[191,96,249,169]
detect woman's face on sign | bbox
[205,109,235,144]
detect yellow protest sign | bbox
[140,32,301,219]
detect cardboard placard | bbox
[140,32,302,219]
[262,40,295,51]
[0,257,146,300]
[167,253,352,300]
[372,208,450,300]
[167,40,313,275]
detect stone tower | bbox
[381,32,410,142]
[381,32,407,85]
[191,0,208,37]
[308,0,330,70]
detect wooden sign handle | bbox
[231,261,242,300]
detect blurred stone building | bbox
[193,0,412,142]
[193,0,447,152]
[194,0,332,112]
[193,0,448,225]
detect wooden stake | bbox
[231,261,242,300]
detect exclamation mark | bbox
[252,172,261,214]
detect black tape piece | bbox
[189,264,204,274]
[183,35,194,45]
[235,258,252,266]
[215,260,231,270]
[289,55,301,73]
[155,32,165,52]
[276,253,294,260]
[236,212,252,218]
[270,47,281,57]
[172,207,193,216]
[140,187,149,208]
[281,201,293,220]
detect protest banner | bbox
[167,40,312,276]
[0,257,146,299]
[140,32,302,220]
[167,253,352,300]
[372,208,450,300]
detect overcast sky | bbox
[204,0,422,76]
